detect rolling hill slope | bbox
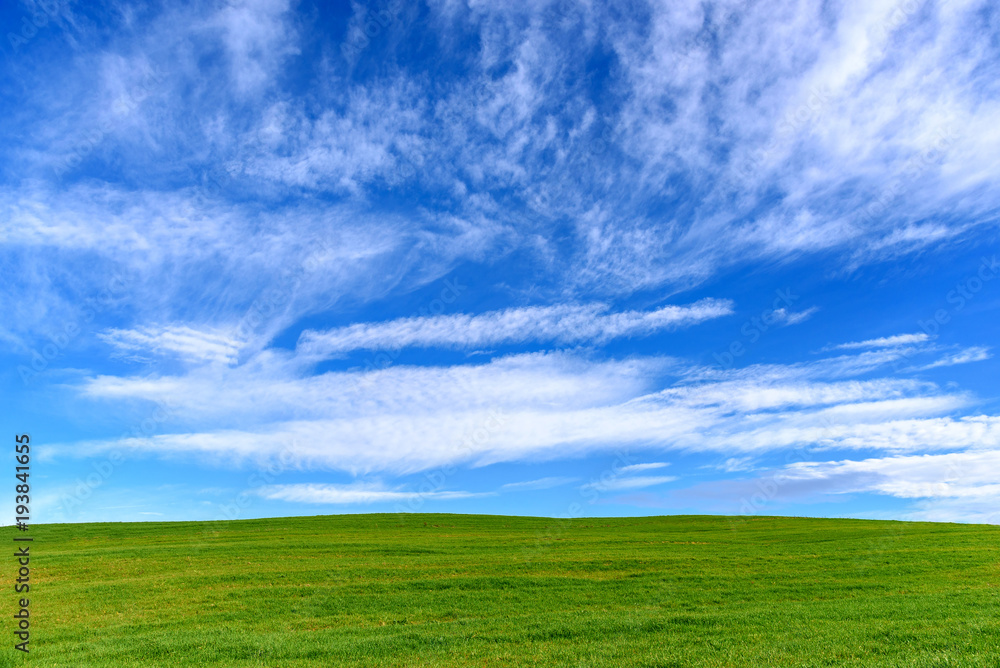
[3,514,998,666]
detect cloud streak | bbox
[581,475,678,493]
[297,299,733,357]
[257,481,487,505]
[830,333,931,350]
[99,326,241,365]
[499,477,577,492]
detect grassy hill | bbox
[2,514,998,666]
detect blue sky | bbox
[2,0,999,525]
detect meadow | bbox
[2,513,998,667]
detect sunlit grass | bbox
[2,514,998,666]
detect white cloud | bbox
[499,476,577,492]
[581,475,678,493]
[0,184,502,356]
[257,481,485,505]
[784,449,1000,503]
[80,351,670,425]
[831,333,930,350]
[211,0,300,94]
[903,497,1000,525]
[297,298,733,357]
[51,344,998,476]
[99,326,241,365]
[718,457,755,473]
[915,346,991,371]
[617,462,671,474]
[774,307,820,325]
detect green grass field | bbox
[2,514,998,667]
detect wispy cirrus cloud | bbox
[581,475,678,493]
[256,481,488,505]
[829,333,931,350]
[499,477,577,492]
[6,0,1000,302]
[773,307,820,326]
[99,326,241,365]
[617,462,671,474]
[914,346,991,371]
[297,298,733,357]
